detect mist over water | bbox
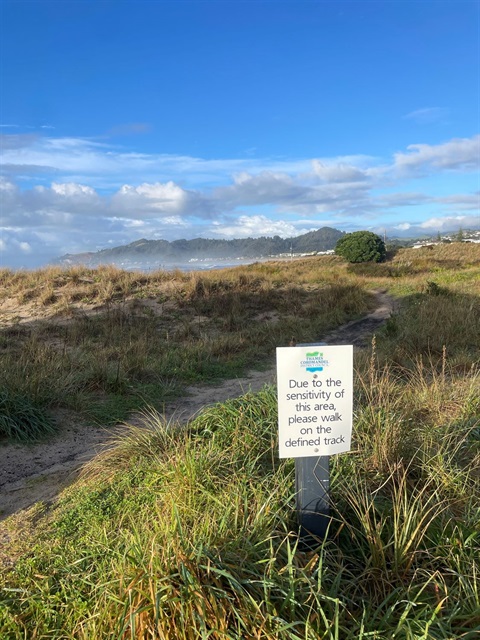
[127,256,291,273]
[9,255,299,273]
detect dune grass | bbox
[3,244,479,439]
[0,244,479,637]
[0,389,55,441]
[0,260,373,439]
[0,358,478,638]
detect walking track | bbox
[0,290,395,523]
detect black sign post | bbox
[295,454,330,546]
[295,343,330,547]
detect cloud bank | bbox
[1,133,479,267]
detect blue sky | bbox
[0,0,479,268]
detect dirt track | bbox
[0,290,395,522]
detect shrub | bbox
[335,231,386,263]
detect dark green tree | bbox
[335,231,386,263]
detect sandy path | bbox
[0,290,395,521]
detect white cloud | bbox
[212,215,298,239]
[0,134,312,189]
[0,231,53,268]
[393,135,480,174]
[27,182,102,218]
[116,181,189,210]
[377,192,431,207]
[435,193,480,211]
[311,160,368,183]
[1,132,479,267]
[111,181,211,217]
[50,182,97,198]
[212,169,373,218]
[214,171,304,208]
[122,218,147,228]
[418,214,480,231]
[0,176,16,192]
[0,133,38,149]
[403,107,449,124]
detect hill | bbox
[54,227,344,267]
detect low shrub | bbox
[335,231,386,263]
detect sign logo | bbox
[301,351,330,373]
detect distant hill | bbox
[55,227,345,268]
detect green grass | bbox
[0,280,372,438]
[375,285,480,370]
[1,328,479,637]
[0,245,479,637]
[1,361,478,638]
[0,389,55,441]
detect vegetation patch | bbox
[1,352,478,638]
[0,264,373,437]
[0,389,55,442]
[0,244,479,637]
[335,231,386,263]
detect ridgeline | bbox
[55,227,344,267]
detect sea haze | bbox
[52,227,344,271]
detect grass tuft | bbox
[0,389,55,441]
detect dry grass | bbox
[0,258,374,437]
[1,244,478,314]
[0,244,480,637]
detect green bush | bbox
[335,231,386,263]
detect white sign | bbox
[276,345,353,458]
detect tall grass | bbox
[1,348,478,636]
[0,275,372,438]
[0,245,479,636]
[0,389,55,441]
[377,287,480,368]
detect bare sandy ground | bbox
[0,291,395,523]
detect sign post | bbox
[276,344,353,547]
[295,454,330,543]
